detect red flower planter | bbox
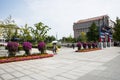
[0,54,54,64]
[75,48,101,52]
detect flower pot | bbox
[78,47,81,50]
[25,50,30,55]
[8,51,16,57]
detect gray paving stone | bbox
[11,71,25,77]
[19,76,35,80]
[4,68,16,73]
[19,70,33,75]
[40,72,57,77]
[94,66,107,71]
[0,47,120,80]
[53,76,70,80]
[11,67,24,72]
[0,77,3,80]
[60,73,79,80]
[88,70,105,79]
[0,65,10,70]
[70,70,89,77]
[92,71,120,80]
[0,73,15,80]
[66,71,84,77]
[29,73,50,80]
[0,69,6,74]
[10,78,19,80]
[77,74,115,80]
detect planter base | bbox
[75,48,101,52]
[0,53,54,64]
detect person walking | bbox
[72,43,75,49]
[53,44,57,54]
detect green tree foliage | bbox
[30,22,51,43]
[87,22,99,42]
[60,35,75,43]
[77,32,87,42]
[0,21,4,36]
[20,24,32,42]
[113,17,120,41]
[0,15,18,41]
[45,35,56,43]
[66,35,74,42]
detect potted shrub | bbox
[77,42,82,50]
[7,42,19,57]
[22,42,32,55]
[83,42,87,49]
[92,43,97,48]
[38,42,46,54]
[88,42,92,49]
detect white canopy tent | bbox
[52,40,58,44]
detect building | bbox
[73,15,114,40]
[73,15,115,48]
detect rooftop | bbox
[75,15,109,24]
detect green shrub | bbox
[46,43,53,50]
[32,45,38,48]
[46,43,61,50]
[57,45,61,48]
[18,46,23,51]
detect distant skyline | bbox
[0,0,120,39]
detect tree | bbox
[87,22,99,42]
[113,17,120,41]
[45,35,56,43]
[30,22,51,43]
[60,35,75,43]
[66,35,74,43]
[20,24,32,42]
[0,15,18,41]
[0,23,4,38]
[60,37,66,43]
[80,32,87,42]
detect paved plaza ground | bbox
[0,47,120,80]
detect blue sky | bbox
[0,0,120,39]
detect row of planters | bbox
[0,41,55,63]
[14,43,61,51]
[76,42,100,52]
[6,41,47,57]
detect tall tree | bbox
[0,15,18,41]
[0,22,4,38]
[113,17,120,41]
[30,22,51,43]
[87,22,99,42]
[20,24,32,42]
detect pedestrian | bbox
[53,44,57,54]
[72,43,75,49]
